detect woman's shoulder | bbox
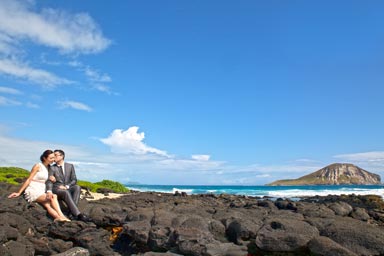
[29,163,42,174]
[33,163,41,168]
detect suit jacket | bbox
[46,162,78,192]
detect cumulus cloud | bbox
[0,86,22,94]
[0,59,72,88]
[0,0,110,54]
[100,127,169,157]
[100,127,228,173]
[58,100,92,112]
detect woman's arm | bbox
[8,164,39,198]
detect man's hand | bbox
[49,175,56,183]
[59,185,67,190]
[46,192,53,200]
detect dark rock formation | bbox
[268,163,382,185]
[2,182,384,255]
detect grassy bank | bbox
[0,166,129,193]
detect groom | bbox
[46,149,91,222]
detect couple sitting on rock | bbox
[8,149,92,222]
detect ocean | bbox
[126,184,384,199]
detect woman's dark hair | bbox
[40,150,53,162]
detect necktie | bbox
[58,165,64,176]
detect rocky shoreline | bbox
[1,182,384,256]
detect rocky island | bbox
[1,180,384,256]
[268,163,382,186]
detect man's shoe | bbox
[77,213,93,222]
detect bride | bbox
[8,149,70,222]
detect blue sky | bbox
[0,0,383,185]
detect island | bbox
[268,163,382,186]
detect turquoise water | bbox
[126,184,384,199]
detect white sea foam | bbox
[266,188,384,199]
[127,185,384,199]
[172,188,193,194]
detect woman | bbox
[8,149,70,222]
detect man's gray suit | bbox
[46,163,81,217]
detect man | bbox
[46,149,92,222]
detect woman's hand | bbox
[8,192,21,198]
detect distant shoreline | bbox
[125,184,384,198]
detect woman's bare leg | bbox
[36,195,61,220]
[50,194,70,220]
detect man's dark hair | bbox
[54,149,65,159]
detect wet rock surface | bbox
[1,182,384,255]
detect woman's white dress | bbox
[24,163,48,202]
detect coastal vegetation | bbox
[0,166,129,193]
[78,180,129,193]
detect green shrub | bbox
[1,167,129,193]
[0,167,29,185]
[94,180,129,193]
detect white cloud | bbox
[0,86,22,94]
[1,127,383,185]
[93,84,115,94]
[157,157,224,171]
[68,60,115,94]
[0,0,111,89]
[100,127,228,173]
[0,32,17,55]
[25,102,39,109]
[85,67,111,83]
[68,60,82,68]
[334,151,384,173]
[0,95,22,106]
[0,59,72,87]
[222,163,322,175]
[0,134,94,173]
[69,60,111,83]
[100,127,169,157]
[192,154,210,161]
[334,151,384,162]
[58,100,92,112]
[0,0,111,54]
